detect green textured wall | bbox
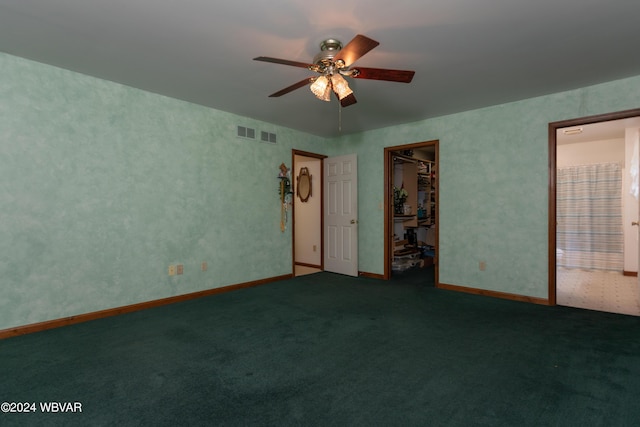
[336,75,640,298]
[2,49,639,331]
[0,53,324,330]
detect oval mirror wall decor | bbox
[297,167,312,202]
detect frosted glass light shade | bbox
[331,74,352,100]
[310,76,331,101]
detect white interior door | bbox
[324,154,358,276]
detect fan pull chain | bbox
[338,102,342,132]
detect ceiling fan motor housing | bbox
[313,39,343,69]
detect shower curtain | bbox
[556,162,623,271]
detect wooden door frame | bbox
[292,149,327,274]
[548,107,640,305]
[383,140,439,282]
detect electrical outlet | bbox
[479,261,486,271]
[313,245,317,252]
[168,265,176,276]
[177,264,184,275]
[201,262,207,271]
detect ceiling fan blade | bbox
[351,67,415,83]
[253,56,313,69]
[339,93,357,108]
[333,34,379,67]
[268,78,314,97]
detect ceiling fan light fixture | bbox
[331,73,353,100]
[310,75,331,101]
[254,34,414,109]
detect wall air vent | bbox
[237,126,256,139]
[562,127,583,136]
[261,131,277,144]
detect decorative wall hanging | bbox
[296,167,312,202]
[278,163,293,232]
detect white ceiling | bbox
[1,0,639,138]
[557,117,640,145]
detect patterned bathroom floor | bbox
[557,268,640,316]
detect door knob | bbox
[350,219,358,224]
[633,221,640,226]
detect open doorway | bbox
[292,150,325,277]
[549,109,640,315]
[384,140,439,283]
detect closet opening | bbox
[384,140,439,283]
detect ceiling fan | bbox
[253,34,415,108]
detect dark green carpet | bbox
[2,271,640,426]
